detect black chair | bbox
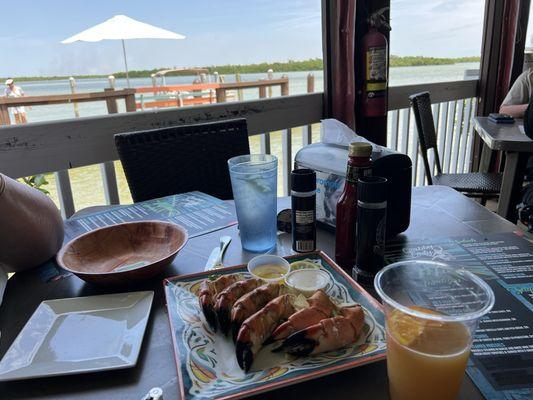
[409,92,502,205]
[115,118,250,202]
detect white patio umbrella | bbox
[61,15,185,87]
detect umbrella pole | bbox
[121,39,131,88]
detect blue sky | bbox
[0,0,490,77]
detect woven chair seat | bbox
[433,172,502,194]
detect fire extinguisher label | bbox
[366,46,387,82]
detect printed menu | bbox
[385,232,533,400]
[64,191,237,242]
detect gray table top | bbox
[0,186,517,400]
[473,116,533,152]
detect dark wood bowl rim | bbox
[56,220,189,275]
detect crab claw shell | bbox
[278,305,365,356]
[274,324,321,356]
[235,340,254,372]
[199,295,218,332]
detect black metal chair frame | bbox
[410,91,501,205]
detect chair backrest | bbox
[115,118,250,202]
[409,91,442,183]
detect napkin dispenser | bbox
[294,142,412,237]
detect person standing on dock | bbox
[4,78,27,124]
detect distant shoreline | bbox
[2,56,480,82]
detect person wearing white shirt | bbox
[4,78,27,124]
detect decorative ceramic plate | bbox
[164,251,386,400]
[0,291,154,381]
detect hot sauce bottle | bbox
[335,142,372,271]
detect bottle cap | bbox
[348,142,372,157]
[291,169,316,193]
[277,209,292,233]
[357,176,388,203]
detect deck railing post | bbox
[235,73,243,101]
[0,105,10,125]
[281,75,289,96]
[101,87,121,205]
[124,91,137,113]
[69,77,80,118]
[108,75,116,89]
[258,80,267,99]
[258,85,271,155]
[216,88,227,103]
[302,73,315,145]
[267,69,274,98]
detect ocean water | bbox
[5,62,479,124]
[3,62,480,210]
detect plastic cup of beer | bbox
[374,260,494,400]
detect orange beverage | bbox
[386,307,471,400]
[374,261,494,400]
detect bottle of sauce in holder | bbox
[335,142,373,271]
[291,168,316,253]
[353,176,387,287]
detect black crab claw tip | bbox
[235,341,253,372]
[202,306,217,332]
[277,330,317,357]
[262,335,275,346]
[216,310,230,335]
[231,323,240,343]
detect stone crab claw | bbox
[235,294,296,372]
[198,274,242,332]
[276,305,365,357]
[268,289,337,345]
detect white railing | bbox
[0,79,478,217]
[388,80,478,186]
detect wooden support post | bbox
[259,80,267,99]
[281,75,289,96]
[216,88,227,103]
[104,88,118,114]
[307,73,315,93]
[69,77,80,118]
[267,69,274,98]
[125,93,137,113]
[235,73,243,101]
[0,105,10,125]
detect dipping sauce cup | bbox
[374,260,494,400]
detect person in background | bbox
[499,69,533,118]
[4,78,27,124]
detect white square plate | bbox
[0,291,154,381]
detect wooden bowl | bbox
[56,221,188,286]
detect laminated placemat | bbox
[386,231,533,400]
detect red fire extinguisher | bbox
[361,8,391,117]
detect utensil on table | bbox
[204,236,232,270]
[56,221,188,286]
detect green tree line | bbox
[3,56,480,82]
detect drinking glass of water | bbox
[228,154,278,252]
